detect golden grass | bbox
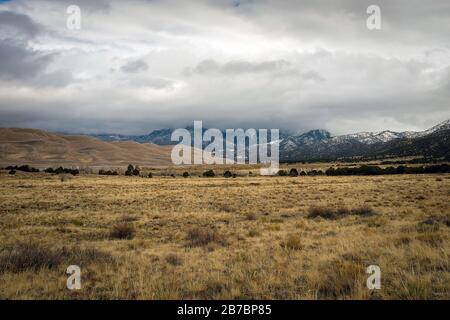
[0,170,449,299]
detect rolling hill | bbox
[0,128,173,168]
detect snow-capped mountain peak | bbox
[412,119,450,138]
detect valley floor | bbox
[0,171,449,299]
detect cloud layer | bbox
[0,0,449,135]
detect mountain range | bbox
[1,120,448,168]
[91,119,450,161]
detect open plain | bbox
[0,170,449,299]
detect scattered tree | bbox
[203,170,215,177]
[223,170,232,178]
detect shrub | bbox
[99,169,119,176]
[185,227,225,246]
[325,164,450,176]
[8,170,16,175]
[124,164,139,176]
[182,172,189,178]
[165,253,183,266]
[148,172,153,178]
[299,171,307,176]
[289,168,299,177]
[47,167,79,176]
[203,170,215,177]
[245,212,257,220]
[307,206,343,220]
[6,165,39,173]
[125,164,134,176]
[350,205,377,217]
[278,170,288,176]
[307,205,377,220]
[223,170,232,178]
[0,242,112,273]
[109,223,135,239]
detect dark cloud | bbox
[121,59,149,73]
[0,11,43,39]
[0,10,53,81]
[0,40,53,80]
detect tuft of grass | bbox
[109,223,136,240]
[417,233,443,247]
[59,174,72,182]
[185,227,226,247]
[265,224,281,231]
[417,219,440,233]
[119,214,139,222]
[350,205,377,217]
[247,229,260,237]
[282,234,302,250]
[316,260,364,299]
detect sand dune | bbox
[0,128,173,168]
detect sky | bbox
[0,0,449,135]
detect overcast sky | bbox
[0,0,449,135]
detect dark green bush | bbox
[223,170,232,178]
[109,223,135,240]
[203,170,215,177]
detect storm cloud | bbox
[0,0,449,135]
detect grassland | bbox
[0,170,449,299]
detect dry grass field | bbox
[0,170,449,299]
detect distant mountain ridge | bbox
[90,119,450,161]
